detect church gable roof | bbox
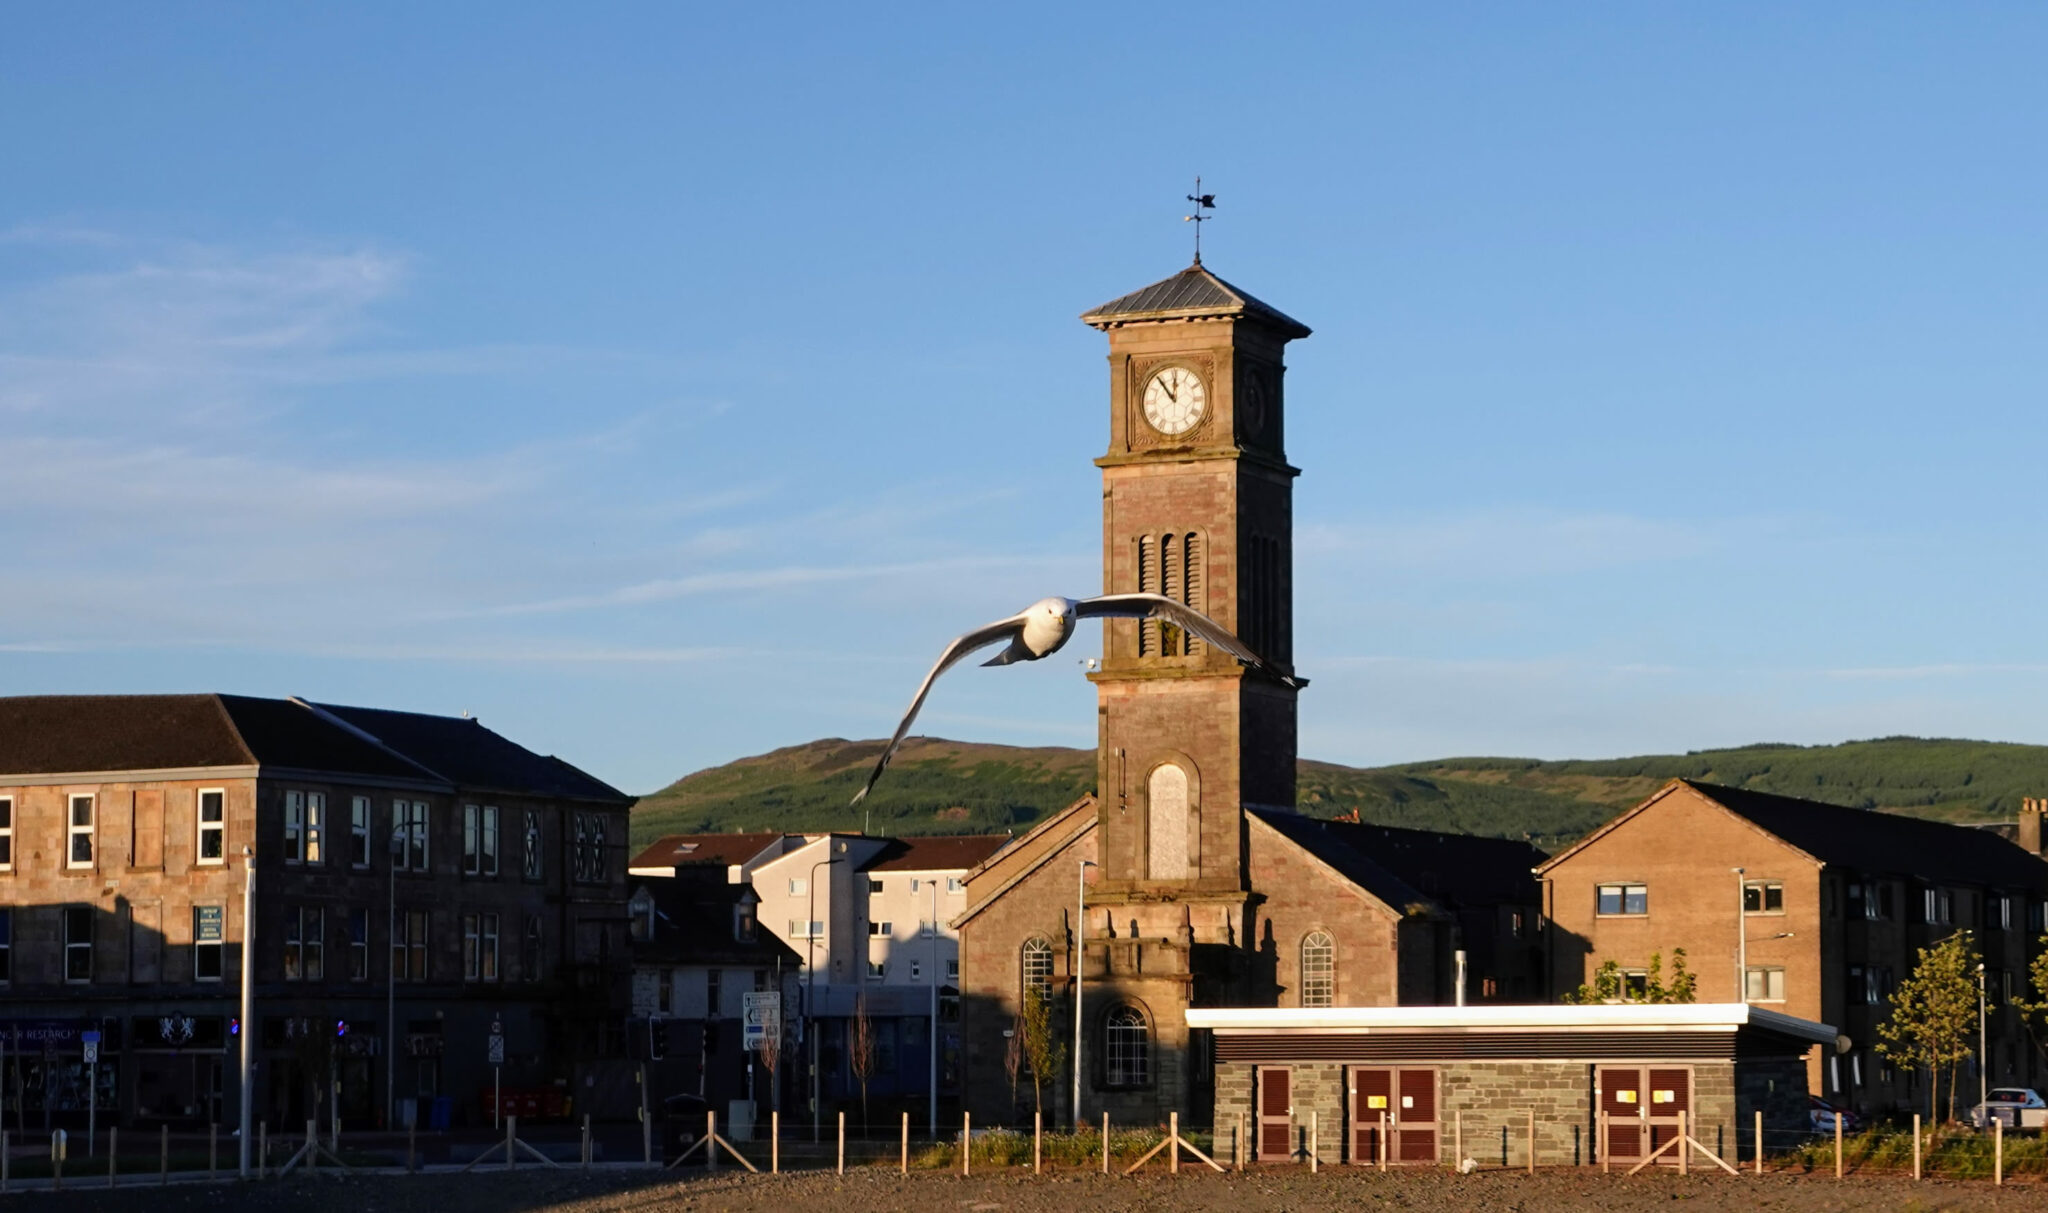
[1249,809,1547,914]
[1081,263,1311,337]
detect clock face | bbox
[1141,367,1206,436]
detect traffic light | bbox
[648,1017,668,1061]
[702,1022,720,1054]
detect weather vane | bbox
[1184,177,1215,265]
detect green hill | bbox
[631,735,2048,852]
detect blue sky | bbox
[5,5,2046,795]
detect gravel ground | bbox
[21,1166,2048,1213]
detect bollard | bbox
[258,1121,266,1180]
[1034,1111,1042,1175]
[1307,1110,1315,1174]
[962,1111,970,1177]
[506,1114,517,1173]
[837,1111,845,1175]
[1677,1110,1687,1176]
[161,1124,169,1186]
[408,1119,417,1173]
[1754,1109,1763,1175]
[53,1130,64,1192]
[1169,1111,1179,1175]
[1834,1109,1842,1179]
[582,1114,592,1171]
[1527,1108,1535,1175]
[1102,1112,1110,1175]
[211,1123,219,1180]
[109,1127,118,1188]
[772,1110,780,1175]
[901,1111,908,1175]
[1996,1117,2004,1186]
[2,1129,8,1194]
[1912,1113,1921,1181]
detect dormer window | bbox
[734,890,759,942]
[627,887,656,942]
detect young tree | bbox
[1018,983,1066,1119]
[1561,949,1697,1005]
[1877,931,1980,1123]
[849,992,877,1132]
[1003,1017,1024,1113]
[756,1020,783,1113]
[2008,934,2048,1065]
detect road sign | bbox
[81,1030,100,1065]
[742,992,780,1052]
[488,1018,505,1065]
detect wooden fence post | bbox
[1996,1117,2004,1186]
[1034,1111,1042,1175]
[837,1111,845,1175]
[1834,1109,1842,1179]
[1169,1111,1179,1175]
[1456,1109,1464,1171]
[1677,1110,1687,1176]
[962,1110,970,1177]
[1307,1110,1316,1174]
[1237,1110,1245,1170]
[772,1110,780,1174]
[1102,1113,1109,1175]
[900,1111,908,1175]
[1527,1107,1535,1174]
[1754,1108,1762,1175]
[1910,1113,1920,1181]
[709,1110,719,1175]
[1379,1110,1388,1172]
[1599,1110,1608,1174]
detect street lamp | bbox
[1732,867,1747,1002]
[1073,858,1095,1130]
[806,842,845,1142]
[1978,962,1989,1120]
[237,845,255,1178]
[386,825,406,1132]
[928,877,940,1141]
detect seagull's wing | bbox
[1075,593,1294,686]
[852,613,1029,806]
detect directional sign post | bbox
[742,992,780,1053]
[82,1030,101,1154]
[488,1019,505,1129]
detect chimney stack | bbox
[2021,797,2046,856]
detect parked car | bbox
[1809,1096,1862,1135]
[1971,1088,2048,1130]
[661,1093,712,1161]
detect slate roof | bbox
[628,832,789,872]
[312,701,630,803]
[1080,263,1311,337]
[1682,779,2048,892]
[1251,810,1546,913]
[0,693,627,803]
[861,834,1012,873]
[632,875,802,968]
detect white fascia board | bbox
[1186,1003,1836,1046]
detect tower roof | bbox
[1081,262,1310,337]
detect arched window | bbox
[1300,930,1335,1008]
[1147,763,1189,880]
[1021,937,1054,1009]
[1104,1004,1150,1087]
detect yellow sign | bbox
[1653,1090,1675,1104]
[1366,1095,1388,1109]
[1616,1090,1638,1105]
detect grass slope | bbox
[632,735,2048,852]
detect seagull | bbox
[851,593,1292,805]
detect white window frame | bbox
[947,877,964,893]
[304,792,325,866]
[868,920,891,937]
[67,794,95,870]
[63,905,93,982]
[521,810,542,880]
[397,801,429,872]
[1300,930,1336,1008]
[787,877,807,896]
[464,912,502,982]
[285,790,305,864]
[1745,966,1787,1002]
[869,878,885,895]
[196,788,226,865]
[909,959,922,981]
[193,905,224,981]
[867,960,886,979]
[0,794,13,872]
[350,797,372,869]
[1596,882,1648,916]
[788,919,823,939]
[463,804,500,877]
[1742,880,1784,914]
[348,907,370,982]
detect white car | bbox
[1970,1088,2048,1130]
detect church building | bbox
[954,261,1547,1129]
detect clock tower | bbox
[1081,262,1309,903]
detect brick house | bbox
[0,694,633,1133]
[1539,778,2048,1117]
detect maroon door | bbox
[1350,1067,1391,1164]
[1645,1068,1692,1163]
[1257,1067,1292,1161]
[1396,1068,1439,1162]
[1598,1067,1645,1163]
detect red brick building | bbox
[0,694,633,1133]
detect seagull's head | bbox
[1028,596,1076,626]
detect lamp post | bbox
[1733,867,1747,1001]
[1073,858,1095,1130]
[386,825,405,1132]
[805,843,844,1142]
[237,845,255,1178]
[928,877,940,1141]
[1979,962,1989,1119]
